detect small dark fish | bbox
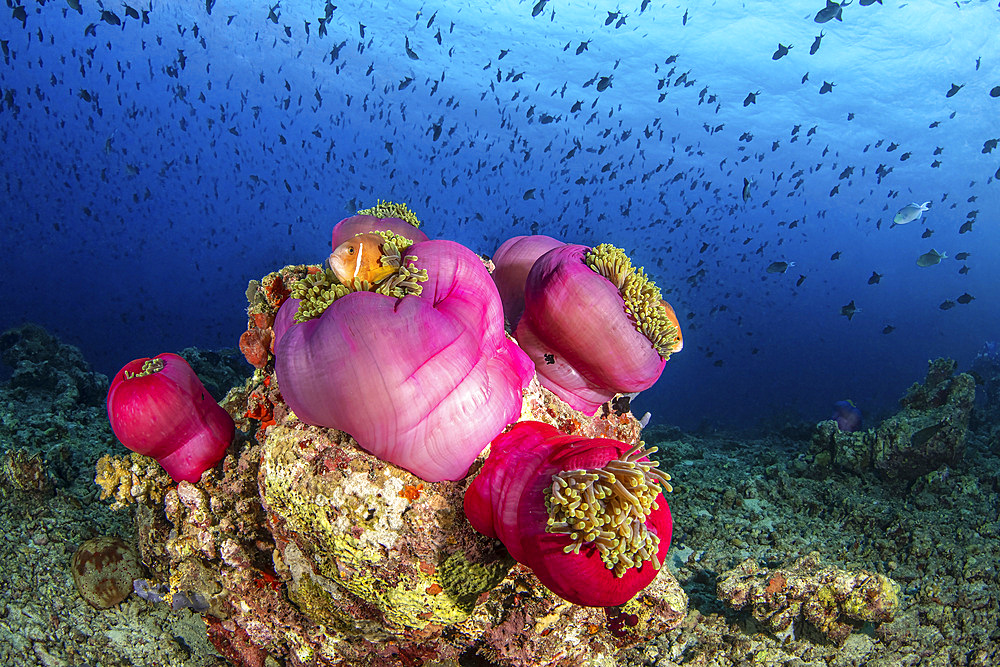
[819,81,835,94]
[868,271,882,285]
[531,0,548,18]
[939,300,956,311]
[860,0,882,5]
[802,71,810,83]
[124,4,140,19]
[982,138,998,154]
[772,43,791,60]
[682,9,688,25]
[882,325,895,334]
[841,300,859,320]
[575,41,589,55]
[523,188,536,200]
[945,83,963,98]
[959,220,974,234]
[830,251,841,260]
[67,0,83,15]
[12,4,26,26]
[957,293,975,305]
[954,252,970,260]
[605,10,620,25]
[596,76,613,92]
[921,228,934,238]
[742,177,753,201]
[916,249,946,267]
[990,86,1000,98]
[743,90,759,106]
[796,275,807,286]
[766,260,793,274]
[101,9,121,25]
[815,0,849,24]
[405,36,419,60]
[810,31,824,55]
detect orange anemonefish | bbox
[327,233,398,288]
[661,300,683,354]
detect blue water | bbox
[2,0,997,431]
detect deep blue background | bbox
[2,0,998,430]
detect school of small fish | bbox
[0,0,995,386]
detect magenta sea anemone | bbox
[491,234,564,328]
[274,236,534,482]
[464,420,672,607]
[106,353,235,483]
[494,239,682,415]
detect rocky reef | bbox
[0,323,112,495]
[811,358,975,480]
[95,360,687,666]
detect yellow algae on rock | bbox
[95,452,172,509]
[260,421,506,631]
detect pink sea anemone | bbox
[106,353,234,483]
[495,239,681,415]
[274,238,534,482]
[464,420,672,607]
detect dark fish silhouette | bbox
[945,83,963,98]
[819,81,835,94]
[939,300,956,311]
[815,0,851,23]
[868,271,882,285]
[742,177,753,201]
[531,0,548,18]
[860,0,882,5]
[772,44,792,60]
[766,261,792,274]
[990,86,1000,98]
[743,91,759,106]
[957,293,975,305]
[596,76,613,92]
[810,31,824,55]
[882,325,895,334]
[405,36,419,60]
[841,300,859,320]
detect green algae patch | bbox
[438,552,512,614]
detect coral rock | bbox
[71,536,144,609]
[812,358,975,480]
[717,551,900,645]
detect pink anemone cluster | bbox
[106,353,235,483]
[464,420,672,607]
[273,216,534,482]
